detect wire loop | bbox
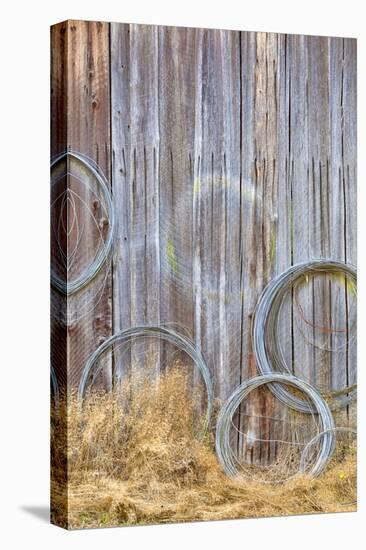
[78,325,213,438]
[50,150,115,295]
[215,373,335,480]
[252,260,357,412]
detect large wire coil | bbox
[252,260,357,413]
[78,325,214,438]
[215,373,336,480]
[50,150,115,295]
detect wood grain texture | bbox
[238,32,285,464]
[111,23,161,380]
[50,20,69,525]
[51,20,113,390]
[67,21,112,390]
[157,26,197,379]
[51,22,357,466]
[51,22,68,390]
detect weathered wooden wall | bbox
[51,21,356,465]
[51,21,113,391]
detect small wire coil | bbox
[300,426,356,475]
[300,426,357,505]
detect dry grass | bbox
[51,369,356,529]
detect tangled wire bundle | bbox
[78,326,213,438]
[300,426,357,474]
[215,373,335,480]
[252,260,357,413]
[301,426,357,505]
[51,150,115,295]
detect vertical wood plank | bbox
[110,24,131,379]
[110,23,131,340]
[111,24,160,380]
[307,36,332,394]
[66,20,112,389]
[192,29,242,401]
[328,37,348,399]
[287,35,312,389]
[158,26,196,374]
[50,20,68,526]
[51,22,68,390]
[342,38,357,403]
[239,32,283,465]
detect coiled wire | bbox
[300,426,357,506]
[50,150,115,295]
[252,260,357,413]
[300,426,356,474]
[78,325,213,438]
[215,373,335,480]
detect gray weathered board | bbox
[51,21,356,465]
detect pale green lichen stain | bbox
[331,273,357,296]
[193,176,231,194]
[167,238,178,275]
[193,178,200,194]
[300,272,356,297]
[346,278,357,296]
[269,225,276,264]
